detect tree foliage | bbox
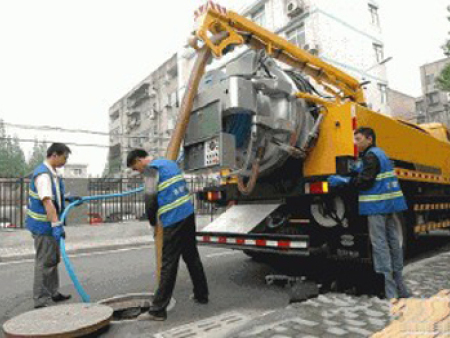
[27,139,48,175]
[443,5,450,56]
[0,120,27,177]
[437,64,450,92]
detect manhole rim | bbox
[97,292,176,322]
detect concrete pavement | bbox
[0,215,214,262]
[2,218,450,337]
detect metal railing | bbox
[0,178,29,229]
[0,176,220,228]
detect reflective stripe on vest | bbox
[27,209,48,222]
[158,174,184,191]
[359,190,404,202]
[375,170,396,180]
[157,194,193,217]
[28,189,40,199]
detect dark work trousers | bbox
[32,234,60,307]
[152,214,208,311]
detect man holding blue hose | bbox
[127,149,209,321]
[26,143,80,309]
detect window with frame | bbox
[369,4,379,26]
[378,83,387,104]
[416,101,425,114]
[427,92,440,106]
[373,43,384,63]
[110,127,120,143]
[72,169,82,176]
[425,74,434,86]
[110,110,120,123]
[252,6,266,27]
[286,24,305,48]
[131,137,142,147]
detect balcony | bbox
[127,83,150,108]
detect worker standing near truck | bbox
[127,149,209,321]
[328,127,411,300]
[26,143,74,308]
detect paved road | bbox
[0,244,290,337]
[2,232,450,337]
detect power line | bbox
[3,122,150,139]
[0,137,109,149]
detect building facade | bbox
[108,54,179,174]
[63,163,88,178]
[387,88,417,122]
[416,57,450,126]
[179,0,390,114]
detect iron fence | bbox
[0,176,219,228]
[0,178,29,229]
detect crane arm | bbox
[192,2,365,104]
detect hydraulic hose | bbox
[58,186,144,303]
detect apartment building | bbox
[108,54,178,174]
[416,57,450,126]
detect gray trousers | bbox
[367,213,410,299]
[33,234,60,307]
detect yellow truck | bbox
[180,2,450,263]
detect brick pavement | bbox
[222,250,450,338]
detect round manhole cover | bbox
[98,293,176,321]
[2,303,113,338]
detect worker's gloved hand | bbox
[327,175,350,187]
[51,222,66,242]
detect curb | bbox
[0,240,154,263]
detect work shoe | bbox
[190,294,208,304]
[52,293,72,302]
[138,307,167,321]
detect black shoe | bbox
[52,293,71,302]
[138,307,167,321]
[191,294,208,304]
[34,303,48,309]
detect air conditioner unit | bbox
[309,44,320,56]
[286,0,306,18]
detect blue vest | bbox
[149,159,194,227]
[26,163,66,235]
[355,147,407,216]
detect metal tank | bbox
[184,50,319,186]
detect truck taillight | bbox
[207,191,222,201]
[305,182,329,194]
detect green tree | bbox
[437,63,450,92]
[443,5,450,56]
[27,139,48,174]
[9,137,27,177]
[0,120,28,177]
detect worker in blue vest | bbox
[127,149,209,321]
[328,127,411,300]
[26,143,79,308]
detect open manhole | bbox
[98,293,176,321]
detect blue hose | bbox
[59,186,144,303]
